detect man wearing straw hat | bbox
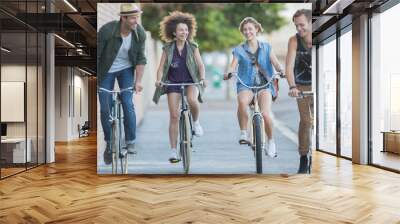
[97,3,147,165]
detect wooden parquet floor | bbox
[1,135,400,223]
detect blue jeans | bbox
[99,67,136,144]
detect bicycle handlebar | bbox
[225,71,286,90]
[297,91,314,98]
[98,86,134,93]
[160,81,202,87]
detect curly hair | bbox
[159,11,197,42]
[238,17,264,34]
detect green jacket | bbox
[97,20,147,84]
[152,41,204,104]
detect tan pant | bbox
[296,85,314,156]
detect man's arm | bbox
[285,36,300,97]
[134,29,147,92]
[286,36,297,87]
[134,64,145,92]
[136,27,147,66]
[97,26,107,71]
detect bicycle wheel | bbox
[180,111,192,174]
[111,121,117,174]
[253,114,263,174]
[117,103,125,174]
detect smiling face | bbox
[174,23,189,41]
[294,14,311,38]
[122,15,139,30]
[242,22,259,41]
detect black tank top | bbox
[294,34,311,85]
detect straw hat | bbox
[119,3,142,17]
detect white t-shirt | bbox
[108,32,133,73]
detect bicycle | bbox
[297,91,313,99]
[98,86,134,174]
[160,81,202,174]
[225,71,285,174]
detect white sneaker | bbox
[263,141,269,156]
[239,131,248,144]
[267,139,277,158]
[169,149,180,163]
[194,121,204,137]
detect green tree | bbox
[141,3,287,52]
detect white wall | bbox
[1,63,46,164]
[54,67,89,141]
[72,72,89,138]
[55,66,68,141]
[1,65,35,138]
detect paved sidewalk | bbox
[98,94,302,174]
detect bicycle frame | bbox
[160,81,201,173]
[160,82,201,121]
[179,85,195,151]
[177,85,191,161]
[226,71,285,173]
[98,86,134,174]
[248,89,264,150]
[227,71,285,148]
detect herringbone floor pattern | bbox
[1,135,400,223]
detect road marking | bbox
[271,113,298,144]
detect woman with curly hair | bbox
[224,17,284,158]
[152,11,207,163]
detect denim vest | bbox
[152,41,204,104]
[232,40,276,97]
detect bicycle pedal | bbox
[239,140,248,145]
[169,158,180,163]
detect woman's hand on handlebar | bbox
[155,80,162,88]
[199,79,208,88]
[223,72,233,80]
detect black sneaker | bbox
[297,155,309,174]
[103,143,113,165]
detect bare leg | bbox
[167,93,181,149]
[237,90,254,130]
[258,90,273,140]
[186,86,200,121]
